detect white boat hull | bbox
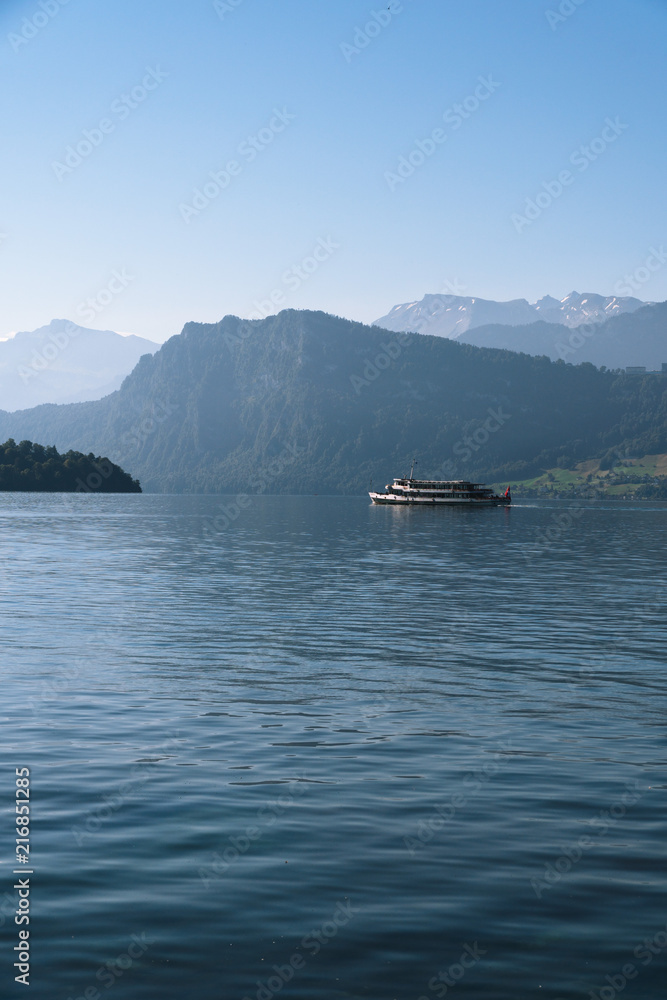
[369,491,510,506]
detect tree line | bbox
[0,439,141,492]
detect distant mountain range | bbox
[375,291,649,338]
[0,310,666,493]
[374,292,666,369]
[456,303,667,370]
[375,291,647,332]
[4,299,664,418]
[0,319,159,411]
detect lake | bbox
[1,494,666,1000]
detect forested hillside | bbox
[0,310,665,493]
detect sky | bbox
[0,0,666,343]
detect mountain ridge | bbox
[0,319,160,411]
[374,290,650,340]
[0,309,665,493]
[459,302,667,370]
[375,295,666,369]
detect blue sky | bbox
[0,0,666,342]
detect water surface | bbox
[1,494,666,999]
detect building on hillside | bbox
[625,365,667,375]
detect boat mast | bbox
[409,457,417,480]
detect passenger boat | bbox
[369,463,511,506]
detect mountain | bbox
[374,291,648,340]
[0,319,160,411]
[375,294,539,339]
[459,302,667,370]
[533,291,648,327]
[0,310,665,494]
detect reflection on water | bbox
[1,494,666,999]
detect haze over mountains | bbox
[458,303,667,371]
[375,291,649,337]
[375,293,666,369]
[1,310,666,494]
[4,294,665,422]
[0,319,159,411]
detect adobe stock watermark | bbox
[74,455,126,494]
[27,658,84,714]
[52,67,168,180]
[565,637,623,695]
[71,733,184,844]
[120,399,180,453]
[545,0,587,31]
[17,270,134,384]
[511,117,628,233]
[385,75,501,191]
[349,331,410,394]
[530,779,644,898]
[375,281,469,335]
[78,268,135,323]
[340,1,408,63]
[17,319,79,384]
[419,942,488,999]
[198,777,309,888]
[613,245,666,297]
[553,249,665,362]
[213,0,245,20]
[408,280,469,327]
[567,582,666,694]
[439,406,511,476]
[522,507,585,562]
[583,920,667,1000]
[202,442,303,538]
[369,674,422,713]
[63,933,154,1000]
[241,900,358,1000]
[554,319,600,362]
[179,107,295,223]
[354,279,466,393]
[247,236,339,319]
[7,0,71,53]
[403,741,514,856]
